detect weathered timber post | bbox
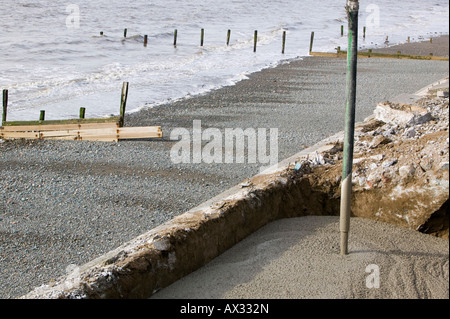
[340,0,359,256]
[119,82,129,127]
[79,107,86,119]
[309,31,315,54]
[2,89,7,125]
[200,28,204,46]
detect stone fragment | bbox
[419,157,434,172]
[370,135,391,148]
[404,128,417,138]
[436,91,449,98]
[369,154,384,161]
[367,171,381,184]
[399,164,416,178]
[382,159,398,168]
[374,102,432,127]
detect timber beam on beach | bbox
[310,50,449,61]
[0,82,163,142]
[0,124,162,142]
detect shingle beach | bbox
[1,37,449,298]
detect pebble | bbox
[404,127,417,138]
[399,164,416,178]
[382,159,398,168]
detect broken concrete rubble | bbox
[310,78,448,238]
[375,102,434,127]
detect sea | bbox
[0,0,448,122]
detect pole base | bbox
[340,231,349,255]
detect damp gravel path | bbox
[1,53,449,298]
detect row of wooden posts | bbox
[0,82,165,142]
[115,27,288,53]
[1,27,442,126]
[109,25,377,53]
[103,26,433,56]
[1,82,129,127]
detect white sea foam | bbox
[0,0,448,121]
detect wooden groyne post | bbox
[282,31,286,54]
[79,107,86,119]
[119,82,129,127]
[340,0,359,256]
[2,89,7,125]
[227,29,231,46]
[200,28,204,46]
[124,28,128,38]
[39,110,45,122]
[174,29,178,46]
[144,35,148,47]
[309,31,315,54]
[254,30,258,52]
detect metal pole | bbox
[340,0,359,256]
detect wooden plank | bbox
[117,127,162,139]
[77,122,119,130]
[1,125,162,142]
[40,131,80,138]
[119,126,161,133]
[0,131,41,139]
[78,128,118,136]
[77,136,118,142]
[42,135,78,141]
[41,127,118,137]
[0,122,119,132]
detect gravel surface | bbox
[1,40,449,298]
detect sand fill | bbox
[151,216,449,299]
